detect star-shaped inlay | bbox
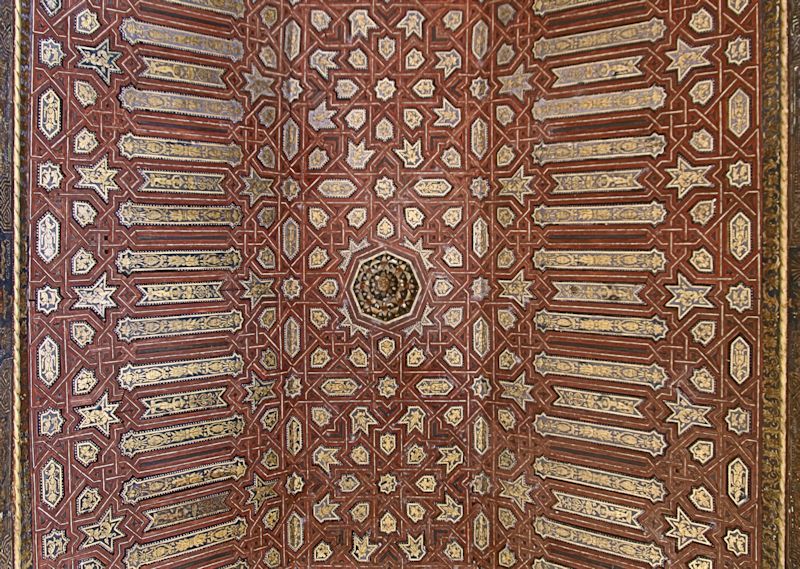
[435,49,462,78]
[397,10,424,38]
[498,64,534,101]
[36,285,61,315]
[79,508,125,553]
[347,139,376,169]
[665,156,712,199]
[471,472,491,495]
[39,38,65,68]
[76,155,119,202]
[378,472,398,494]
[313,493,341,522]
[246,473,277,512]
[500,372,534,410]
[399,533,427,562]
[498,166,535,205]
[403,237,434,269]
[308,101,336,130]
[498,269,535,307]
[241,272,275,307]
[472,276,491,300]
[285,472,305,495]
[665,273,713,319]
[499,474,534,510]
[75,391,120,437]
[243,377,276,410]
[72,274,118,318]
[665,506,712,550]
[403,305,435,337]
[725,406,751,435]
[471,375,492,399]
[724,528,749,556]
[433,98,461,128]
[282,77,303,102]
[38,161,63,191]
[666,38,712,82]
[399,406,426,434]
[39,408,64,437]
[243,66,275,101]
[350,406,378,435]
[351,532,379,563]
[394,139,423,168]
[665,389,712,435]
[349,9,378,38]
[241,170,274,206]
[374,77,397,101]
[77,38,122,84]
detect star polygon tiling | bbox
[498,269,535,307]
[76,391,121,437]
[665,273,713,319]
[498,166,535,205]
[79,508,125,553]
[77,38,122,84]
[72,274,118,318]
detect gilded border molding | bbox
[10,0,30,568]
[785,0,800,564]
[760,0,790,563]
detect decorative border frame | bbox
[785,0,800,564]
[7,0,31,568]
[761,0,791,562]
[0,0,791,567]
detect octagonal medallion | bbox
[351,252,420,323]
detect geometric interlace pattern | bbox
[28,0,760,567]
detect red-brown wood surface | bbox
[25,0,763,567]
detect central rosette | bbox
[351,252,420,323]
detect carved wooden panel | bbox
[22,0,771,567]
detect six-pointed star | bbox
[76,155,119,202]
[498,269,535,307]
[498,166,535,205]
[666,38,712,82]
[246,473,278,512]
[665,156,713,199]
[500,372,535,410]
[241,170,275,205]
[79,508,125,553]
[72,274,118,318]
[665,389,713,435]
[498,64,534,101]
[75,391,121,437]
[665,273,714,319]
[499,474,534,510]
[243,66,275,101]
[665,506,712,550]
[77,38,122,84]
